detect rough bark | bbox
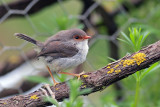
[0,40,160,107]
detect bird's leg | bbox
[40,66,59,100]
[58,71,85,80]
[46,66,59,86]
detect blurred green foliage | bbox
[43,79,91,107]
[1,0,160,107]
[120,28,160,107]
[26,75,52,85]
[62,79,91,107]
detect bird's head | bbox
[53,28,91,44]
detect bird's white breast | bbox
[47,40,89,72]
[75,40,89,62]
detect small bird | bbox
[14,28,91,86]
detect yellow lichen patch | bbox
[56,88,59,90]
[3,102,6,104]
[119,60,124,65]
[122,53,146,67]
[107,68,114,74]
[82,75,89,78]
[120,60,124,63]
[107,66,111,69]
[115,69,121,73]
[132,53,146,65]
[30,95,39,100]
[123,59,135,67]
[114,64,119,68]
[107,63,111,68]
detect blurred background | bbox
[0,0,160,107]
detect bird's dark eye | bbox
[74,35,80,39]
[75,36,79,39]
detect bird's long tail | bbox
[14,33,43,47]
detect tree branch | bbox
[0,40,160,107]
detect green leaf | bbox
[121,32,133,45]
[79,88,92,95]
[133,73,138,80]
[55,73,67,82]
[73,98,83,107]
[107,56,116,62]
[136,35,143,50]
[129,28,136,46]
[117,38,130,45]
[25,76,52,85]
[44,96,60,107]
[140,62,159,80]
[141,31,150,45]
[68,79,82,103]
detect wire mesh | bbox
[0,0,160,106]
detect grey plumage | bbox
[14,29,90,71]
[37,41,79,59]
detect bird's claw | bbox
[77,71,85,80]
[54,82,59,87]
[40,84,56,100]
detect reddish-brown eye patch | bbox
[73,35,82,40]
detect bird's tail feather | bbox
[14,33,43,47]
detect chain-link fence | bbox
[0,0,160,106]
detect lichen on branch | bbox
[0,40,160,107]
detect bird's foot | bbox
[58,71,86,80]
[53,82,59,87]
[40,84,56,100]
[58,71,88,80]
[77,71,85,80]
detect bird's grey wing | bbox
[37,41,79,59]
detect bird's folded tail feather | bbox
[14,33,43,47]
